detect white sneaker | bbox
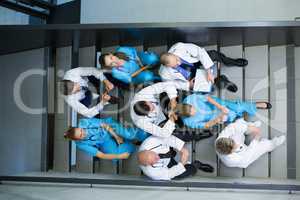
[272,135,286,147]
[248,120,262,128]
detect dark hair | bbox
[64,127,77,140]
[99,52,129,68]
[133,101,151,116]
[60,80,75,95]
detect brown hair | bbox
[99,52,129,68]
[215,137,235,155]
[63,127,77,140]
[174,104,193,117]
[60,80,74,95]
[133,101,151,116]
[160,53,173,66]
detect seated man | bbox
[215,118,286,168]
[64,117,148,162]
[138,135,213,181]
[61,67,117,118]
[131,82,186,138]
[159,42,248,92]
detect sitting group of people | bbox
[61,42,286,181]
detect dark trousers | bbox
[167,158,197,179]
[87,76,101,92]
[207,50,241,66]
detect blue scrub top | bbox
[75,117,149,157]
[182,94,219,129]
[75,118,111,157]
[111,47,140,83]
[182,94,256,129]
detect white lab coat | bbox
[63,67,107,118]
[139,135,186,180]
[130,82,184,138]
[159,42,214,90]
[216,119,276,168]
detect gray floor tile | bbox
[295,47,300,79]
[270,100,287,123]
[53,140,70,172]
[245,110,269,178]
[297,123,300,179]
[75,150,93,173]
[245,78,268,101]
[219,46,243,178]
[245,45,268,78]
[195,137,217,177]
[270,122,287,179]
[79,46,96,67]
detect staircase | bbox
[52,30,299,181]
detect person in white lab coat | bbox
[138,135,214,180]
[215,118,286,168]
[130,82,182,138]
[159,42,248,92]
[61,67,117,118]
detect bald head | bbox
[160,53,180,68]
[137,150,160,166]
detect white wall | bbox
[81,0,300,24]
[0,48,45,175]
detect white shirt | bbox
[139,135,186,180]
[159,42,214,90]
[63,67,107,118]
[216,118,258,168]
[130,82,184,138]
[63,67,106,86]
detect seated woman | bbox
[64,117,149,161]
[99,46,160,84]
[175,94,272,129]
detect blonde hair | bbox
[160,53,173,65]
[215,138,235,155]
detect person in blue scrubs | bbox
[64,117,149,161]
[99,46,160,84]
[176,94,272,129]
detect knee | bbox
[143,53,159,66]
[142,72,155,82]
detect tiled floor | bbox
[0,183,299,200]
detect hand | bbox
[100,123,109,129]
[189,78,195,89]
[168,111,178,122]
[207,70,215,83]
[115,136,124,145]
[118,152,130,159]
[103,79,114,92]
[220,106,229,114]
[101,93,111,103]
[169,98,177,111]
[180,147,189,165]
[248,126,261,140]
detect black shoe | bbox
[256,102,272,109]
[226,82,238,93]
[234,58,248,67]
[193,160,214,173]
[108,96,120,104]
[174,131,194,142]
[215,75,238,93]
[193,131,213,141]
